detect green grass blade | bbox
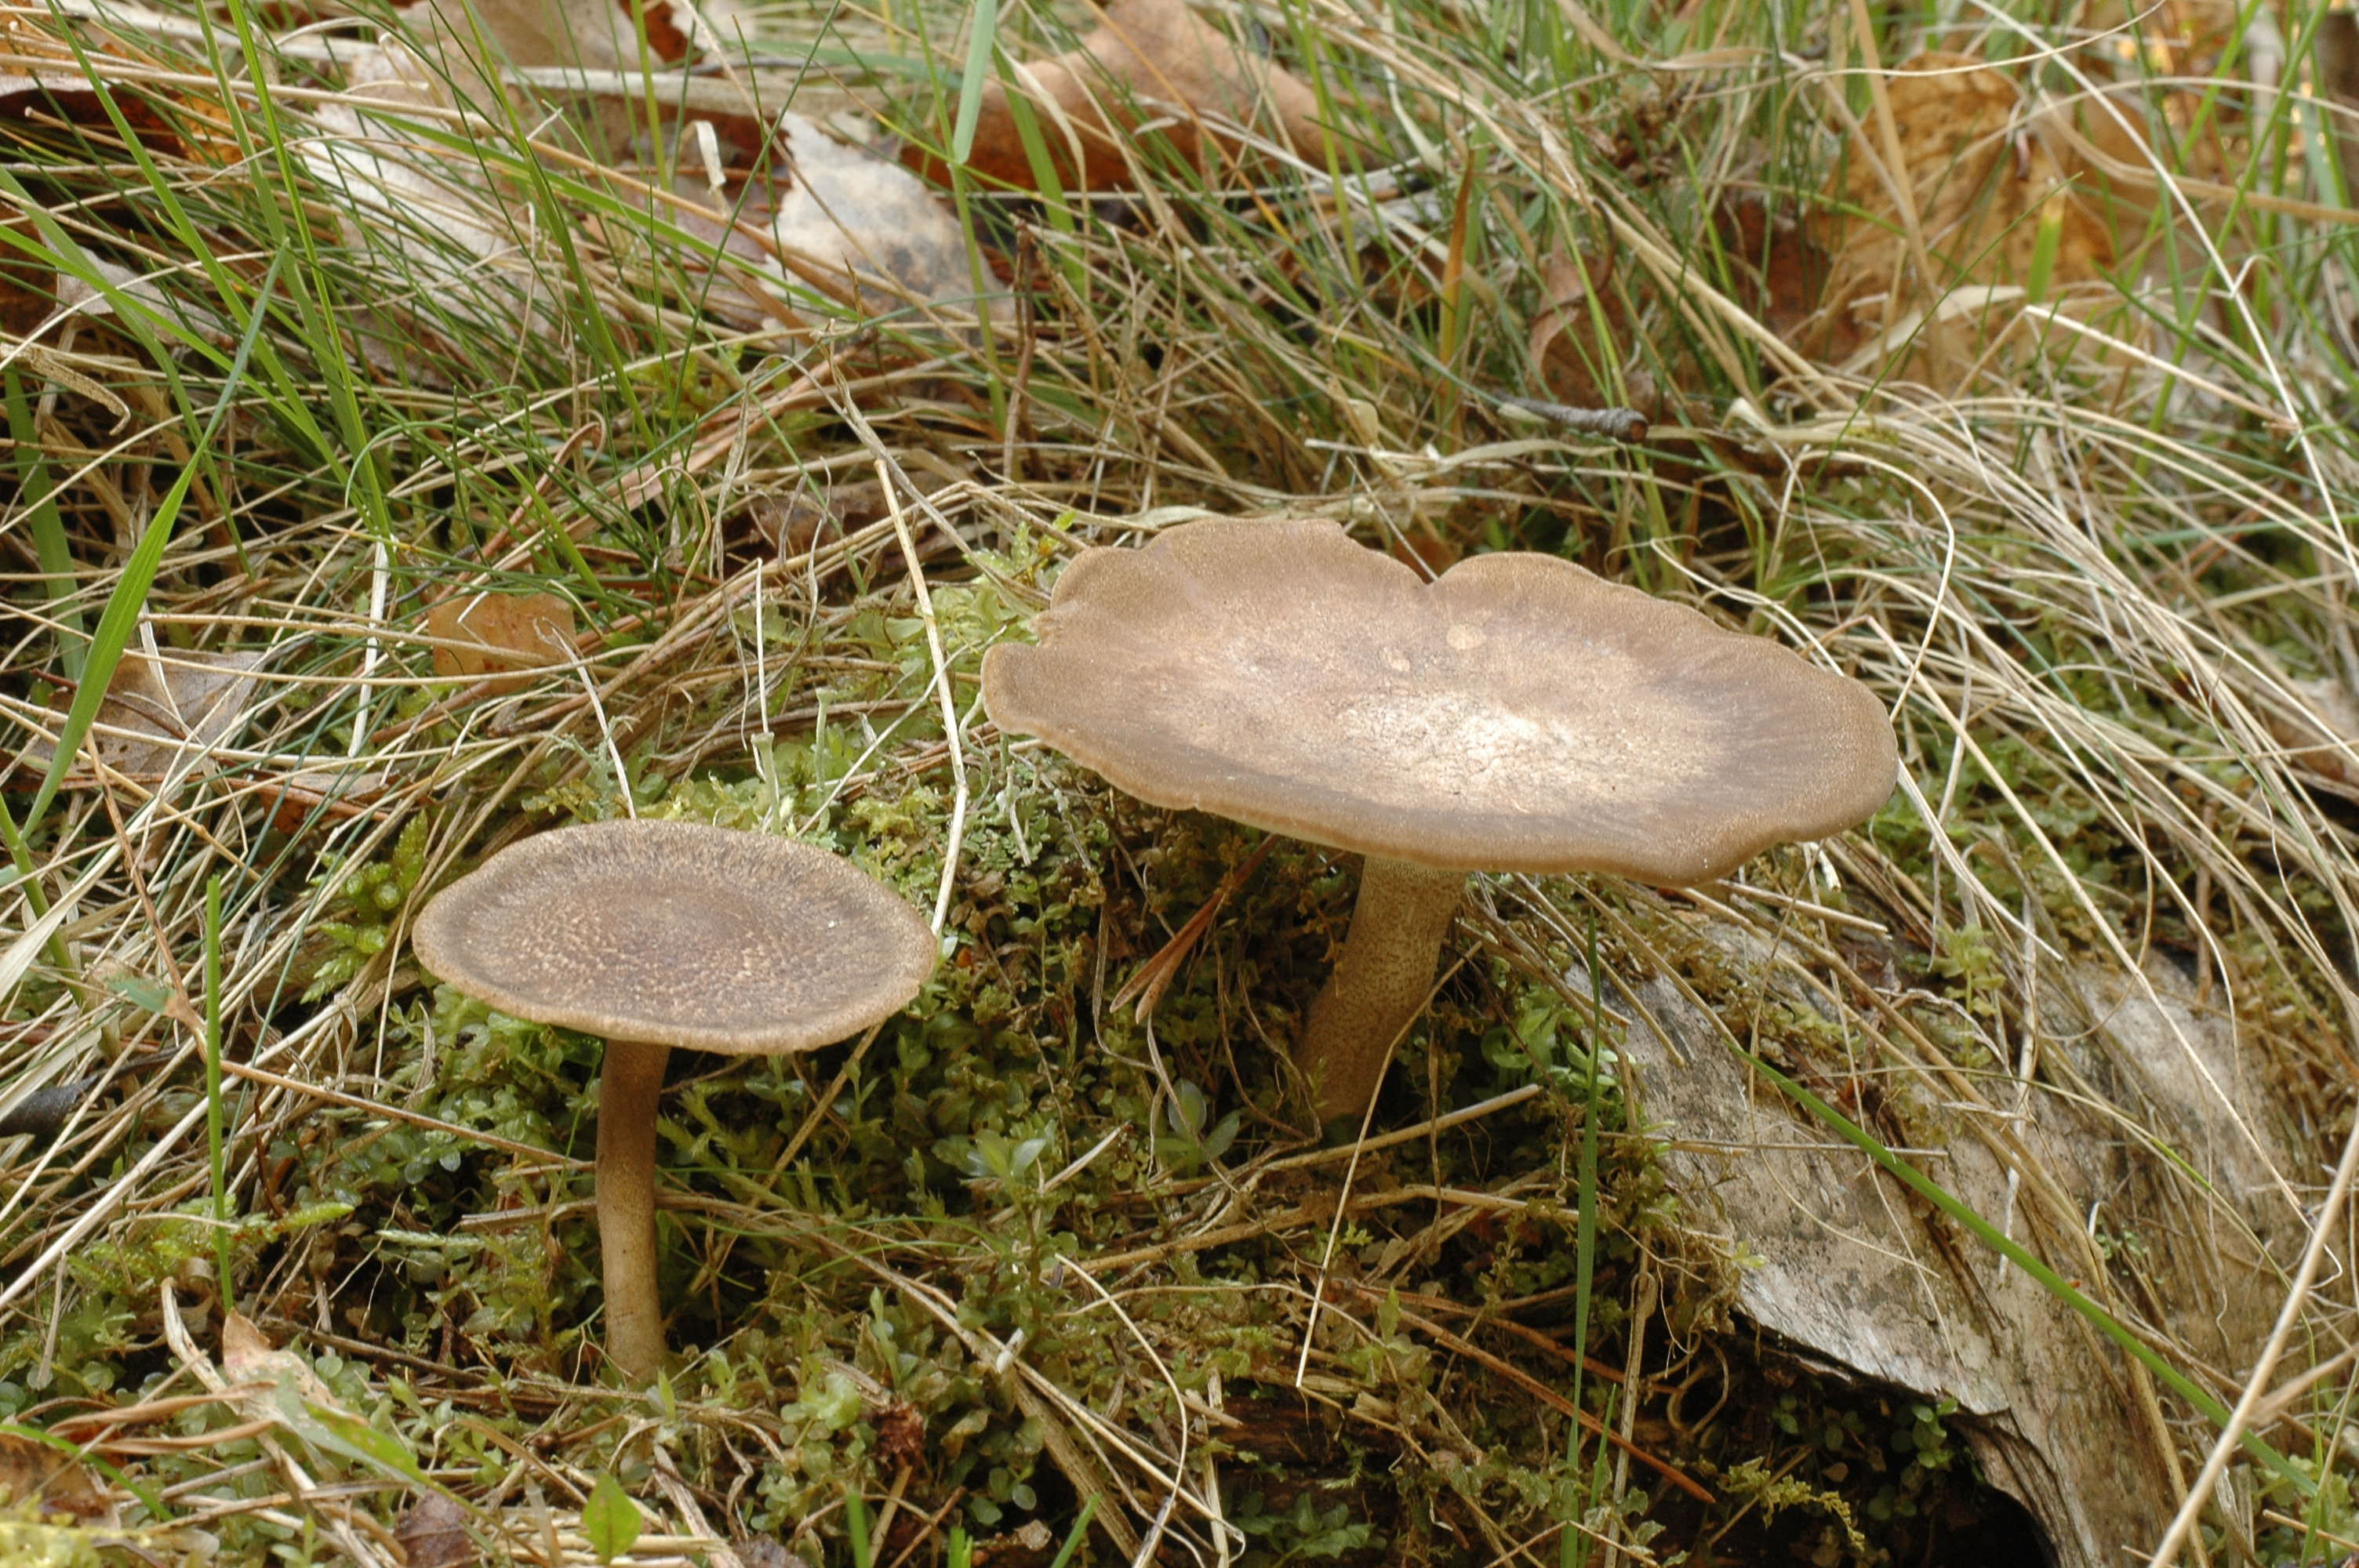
[20,256,270,838]
[950,0,1000,167]
[22,463,198,837]
[844,1488,872,1567]
[3,371,84,682]
[1045,1497,1096,1568]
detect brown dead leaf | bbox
[17,643,264,783]
[0,216,52,337]
[1527,247,1658,418]
[737,468,955,558]
[743,481,881,558]
[0,1432,112,1522]
[969,1521,1055,1568]
[0,1076,99,1144]
[1815,52,2150,384]
[907,0,1329,191]
[870,1398,924,1473]
[2264,677,2359,787]
[424,590,576,694]
[100,648,264,776]
[0,71,185,158]
[387,0,989,337]
[302,43,552,372]
[1714,192,1837,355]
[221,1312,342,1421]
[394,1492,475,1568]
[1518,195,1831,419]
[1623,939,2306,1564]
[401,0,689,113]
[255,765,393,834]
[398,0,763,158]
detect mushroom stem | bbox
[1298,857,1467,1131]
[596,1037,671,1381]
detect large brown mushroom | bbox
[412,818,936,1380]
[983,517,1896,1130]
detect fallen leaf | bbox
[1814,53,2151,384]
[735,1539,798,1568]
[400,0,689,115]
[254,765,394,834]
[0,71,184,158]
[424,590,577,694]
[2263,677,2359,786]
[398,0,764,156]
[0,1432,112,1522]
[0,215,53,337]
[907,0,1329,191]
[221,1312,336,1411]
[394,1492,475,1568]
[734,467,956,559]
[666,111,997,328]
[1713,192,1837,357]
[220,1312,428,1483]
[969,1520,1055,1568]
[16,642,264,784]
[0,1077,99,1144]
[1526,247,1657,419]
[301,42,551,372]
[869,1398,924,1473]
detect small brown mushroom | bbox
[412,818,936,1379]
[983,517,1896,1130]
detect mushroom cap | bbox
[983,518,1897,884]
[413,819,936,1054]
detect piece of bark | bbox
[1621,926,2306,1568]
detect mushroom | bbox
[412,818,936,1379]
[982,517,1896,1130]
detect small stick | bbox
[1492,396,1649,442]
[220,1058,589,1169]
[1110,837,1278,1019]
[1355,1290,1712,1504]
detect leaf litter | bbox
[903,0,1332,192]
[6,637,263,784]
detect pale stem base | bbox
[597,1037,672,1382]
[1297,857,1467,1129]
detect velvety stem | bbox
[596,1037,671,1381]
[1297,857,1467,1130]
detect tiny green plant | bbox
[583,1474,642,1565]
[1150,1079,1238,1174]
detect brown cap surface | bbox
[413,819,936,1053]
[983,518,1897,884]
